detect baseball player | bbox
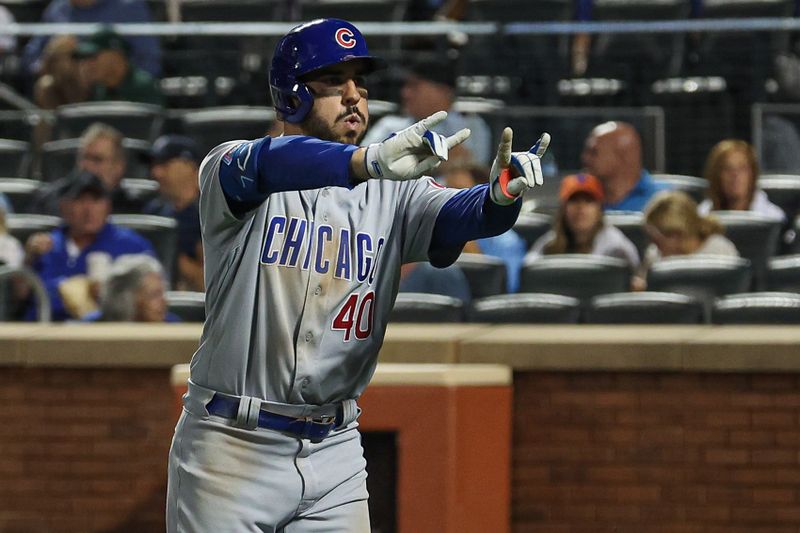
[166,18,549,532]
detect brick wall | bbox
[513,372,800,533]
[0,368,174,533]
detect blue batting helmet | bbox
[269,18,386,124]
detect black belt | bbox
[206,394,341,441]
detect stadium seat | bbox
[649,77,735,176]
[646,255,752,315]
[759,174,800,222]
[53,102,164,142]
[712,210,783,290]
[180,106,276,155]
[469,293,580,323]
[454,253,508,299]
[2,0,48,23]
[0,111,36,142]
[0,178,40,213]
[712,292,800,324]
[519,254,631,302]
[0,139,31,177]
[651,174,708,203]
[513,212,552,249]
[108,214,178,285]
[586,291,705,324]
[40,138,153,182]
[604,210,647,258]
[589,0,689,88]
[766,254,800,291]
[0,266,50,322]
[465,0,573,105]
[120,179,160,207]
[5,214,62,246]
[166,291,206,322]
[390,293,464,323]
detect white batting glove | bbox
[489,128,551,206]
[364,111,471,181]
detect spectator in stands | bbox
[0,205,23,268]
[398,262,471,303]
[581,121,670,211]
[699,139,786,221]
[633,190,738,290]
[22,0,162,78]
[363,56,492,166]
[24,171,154,321]
[143,135,203,291]
[33,35,88,110]
[444,161,528,292]
[73,26,163,105]
[33,122,142,215]
[83,254,179,322]
[526,173,640,269]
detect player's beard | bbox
[303,106,368,145]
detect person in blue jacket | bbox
[24,171,155,321]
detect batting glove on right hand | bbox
[489,127,551,206]
[364,111,470,181]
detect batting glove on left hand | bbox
[489,127,551,206]
[364,111,471,181]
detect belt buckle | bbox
[303,414,335,426]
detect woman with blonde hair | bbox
[634,191,739,289]
[699,139,785,221]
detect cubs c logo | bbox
[335,28,356,49]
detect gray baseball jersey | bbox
[189,140,459,405]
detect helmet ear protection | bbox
[269,18,386,124]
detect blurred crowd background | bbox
[2,0,800,325]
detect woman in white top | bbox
[527,173,640,269]
[698,139,785,222]
[634,190,739,290]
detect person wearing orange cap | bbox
[525,173,640,268]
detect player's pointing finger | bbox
[497,127,513,167]
[530,132,551,158]
[416,110,448,134]
[446,128,471,150]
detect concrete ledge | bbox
[4,324,800,373]
[171,362,512,387]
[378,324,490,363]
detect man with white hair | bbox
[83,254,179,322]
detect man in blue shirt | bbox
[24,171,154,321]
[581,121,670,212]
[22,0,162,78]
[143,135,203,291]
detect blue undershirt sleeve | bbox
[428,184,522,267]
[218,135,359,215]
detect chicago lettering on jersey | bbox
[260,215,385,285]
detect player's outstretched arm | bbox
[488,127,550,205]
[350,111,470,182]
[426,128,551,266]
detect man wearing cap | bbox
[362,56,492,165]
[24,171,155,321]
[74,26,163,105]
[525,173,640,269]
[143,135,204,292]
